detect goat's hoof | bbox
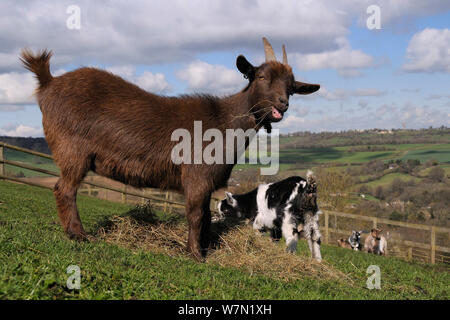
[67,231,88,241]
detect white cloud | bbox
[0,124,43,137]
[0,72,36,104]
[106,66,170,93]
[302,87,386,101]
[358,100,368,108]
[177,60,246,94]
[135,72,170,93]
[275,101,450,133]
[0,105,25,112]
[293,38,373,76]
[0,0,354,72]
[403,28,450,73]
[0,66,170,111]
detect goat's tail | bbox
[20,49,53,88]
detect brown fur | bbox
[337,238,353,249]
[21,44,319,260]
[364,228,387,256]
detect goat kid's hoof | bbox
[285,246,297,254]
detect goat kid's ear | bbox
[225,192,235,206]
[236,55,255,81]
[294,81,320,95]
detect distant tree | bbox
[391,178,405,194]
[428,167,445,182]
[389,211,404,221]
[425,158,439,167]
[375,185,385,200]
[14,171,25,178]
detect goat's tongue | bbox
[271,106,282,119]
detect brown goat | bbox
[364,228,387,256]
[21,38,320,260]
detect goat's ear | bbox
[236,55,255,81]
[294,81,320,95]
[225,192,235,206]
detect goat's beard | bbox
[263,122,272,133]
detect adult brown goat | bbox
[21,38,320,260]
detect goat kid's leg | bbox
[311,219,322,262]
[282,218,298,254]
[53,177,86,240]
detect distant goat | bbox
[364,228,387,255]
[218,172,323,262]
[337,231,364,251]
[21,38,320,260]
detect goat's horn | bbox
[282,44,288,64]
[263,37,276,62]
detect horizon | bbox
[0,1,449,136]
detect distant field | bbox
[361,172,423,188]
[277,143,450,166]
[3,148,59,177]
[401,144,450,163]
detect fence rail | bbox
[1,141,449,264]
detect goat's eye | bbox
[258,76,265,81]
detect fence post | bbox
[121,186,127,204]
[0,143,4,177]
[372,217,378,229]
[430,227,436,264]
[324,211,329,244]
[163,191,169,212]
[407,247,413,261]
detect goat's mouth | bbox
[270,106,284,121]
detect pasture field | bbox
[0,180,448,300]
[277,143,450,165]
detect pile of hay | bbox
[97,205,350,283]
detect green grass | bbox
[0,180,448,299]
[401,144,450,163]
[274,143,450,166]
[4,148,59,177]
[362,172,423,188]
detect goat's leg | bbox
[185,193,211,261]
[53,176,86,240]
[53,152,90,240]
[200,195,212,255]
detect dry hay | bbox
[97,205,351,283]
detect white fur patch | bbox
[253,183,276,230]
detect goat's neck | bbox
[220,90,260,131]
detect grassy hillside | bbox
[0,180,448,299]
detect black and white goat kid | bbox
[218,172,322,262]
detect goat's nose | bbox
[279,97,288,105]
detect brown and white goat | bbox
[364,228,387,256]
[21,38,320,260]
[337,230,364,251]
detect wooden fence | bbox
[1,141,449,264]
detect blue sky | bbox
[0,0,449,136]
